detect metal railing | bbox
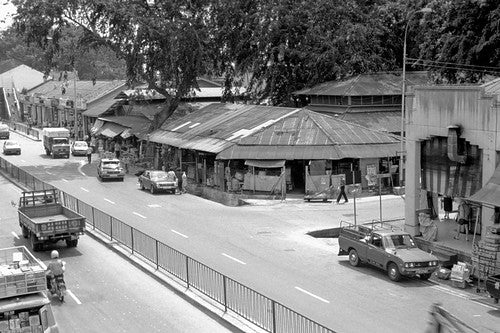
[0,156,335,333]
[8,122,41,140]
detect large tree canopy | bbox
[8,0,500,123]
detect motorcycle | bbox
[49,275,66,302]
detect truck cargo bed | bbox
[30,214,68,223]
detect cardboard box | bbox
[0,320,9,330]
[28,316,39,326]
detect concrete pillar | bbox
[405,139,421,236]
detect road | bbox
[3,132,500,333]
[0,175,238,333]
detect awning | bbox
[90,119,104,135]
[82,97,121,117]
[468,164,500,207]
[98,122,126,138]
[120,128,133,139]
[245,160,285,168]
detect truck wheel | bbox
[348,249,360,267]
[21,226,29,238]
[31,234,41,252]
[66,239,78,248]
[419,273,432,280]
[387,263,402,282]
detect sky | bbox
[0,1,17,31]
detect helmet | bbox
[51,250,59,259]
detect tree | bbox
[12,0,215,129]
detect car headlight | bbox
[405,262,415,268]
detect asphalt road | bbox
[2,132,500,333]
[0,173,238,332]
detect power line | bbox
[406,57,500,72]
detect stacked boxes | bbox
[0,311,43,333]
[0,266,46,299]
[450,262,471,289]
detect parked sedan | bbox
[3,140,21,155]
[71,141,89,156]
[97,158,125,181]
[138,170,178,194]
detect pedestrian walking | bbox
[336,178,348,204]
[86,146,93,164]
[182,171,187,193]
[114,141,121,159]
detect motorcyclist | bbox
[46,250,66,291]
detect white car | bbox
[97,158,125,181]
[3,140,21,155]
[71,141,89,156]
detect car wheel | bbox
[387,263,402,282]
[150,186,155,194]
[22,226,29,238]
[419,273,432,280]
[348,249,360,267]
[140,182,145,190]
[66,239,78,248]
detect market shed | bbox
[147,103,301,187]
[217,109,400,195]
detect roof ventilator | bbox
[447,125,467,164]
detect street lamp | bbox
[399,7,433,187]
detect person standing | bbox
[442,196,453,219]
[336,178,348,204]
[86,146,93,164]
[454,199,471,241]
[182,171,187,193]
[114,141,121,159]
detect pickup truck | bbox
[18,189,86,252]
[338,222,439,281]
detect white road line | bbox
[46,171,53,175]
[104,198,115,204]
[20,159,26,162]
[171,229,188,238]
[77,161,86,176]
[295,286,330,304]
[221,253,246,265]
[148,204,161,208]
[62,179,69,182]
[66,289,82,305]
[133,212,147,219]
[11,232,19,240]
[80,187,89,192]
[431,285,469,300]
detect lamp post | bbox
[399,7,433,187]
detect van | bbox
[0,124,9,139]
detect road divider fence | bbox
[0,156,335,333]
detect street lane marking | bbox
[295,286,330,304]
[222,253,246,265]
[133,212,147,219]
[148,204,161,208]
[46,171,53,175]
[431,285,469,300]
[11,232,19,240]
[67,289,82,305]
[104,198,115,204]
[20,159,26,162]
[62,179,68,182]
[171,229,188,238]
[80,187,89,192]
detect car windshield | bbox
[150,171,169,181]
[53,139,68,144]
[103,161,120,168]
[74,142,87,147]
[5,141,17,146]
[383,234,416,249]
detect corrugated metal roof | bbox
[149,103,300,153]
[293,72,430,96]
[216,109,399,160]
[29,80,126,103]
[217,143,400,160]
[482,77,500,96]
[82,95,123,117]
[338,111,401,133]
